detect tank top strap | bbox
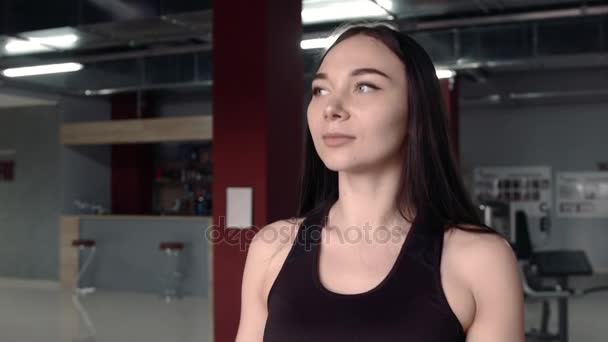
[402,208,445,271]
[288,213,323,261]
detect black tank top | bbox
[263,209,466,341]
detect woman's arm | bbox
[236,220,297,342]
[464,233,525,342]
[235,224,274,342]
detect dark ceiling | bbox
[0,0,211,33]
[0,0,607,99]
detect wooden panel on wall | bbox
[77,214,210,222]
[59,215,80,289]
[60,116,213,145]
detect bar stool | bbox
[159,241,185,302]
[70,238,97,339]
[71,239,97,295]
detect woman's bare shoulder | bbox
[443,225,524,340]
[250,217,305,302]
[444,225,511,256]
[244,217,304,278]
[264,217,306,259]
[252,217,304,254]
[237,217,305,341]
[443,224,520,290]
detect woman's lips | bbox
[322,135,355,147]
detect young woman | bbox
[236,23,524,342]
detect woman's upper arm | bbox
[465,234,525,342]
[235,224,276,342]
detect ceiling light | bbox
[2,63,83,78]
[300,36,339,50]
[30,34,79,49]
[302,0,390,25]
[4,34,79,55]
[436,69,456,79]
[4,39,50,55]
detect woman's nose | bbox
[323,99,349,121]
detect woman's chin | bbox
[323,159,364,173]
[322,160,351,172]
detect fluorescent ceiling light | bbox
[436,69,456,79]
[302,0,391,24]
[300,36,339,50]
[4,39,50,54]
[30,34,79,48]
[4,34,79,55]
[2,63,83,78]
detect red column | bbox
[110,93,154,214]
[440,77,460,163]
[212,1,303,341]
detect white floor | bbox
[0,279,606,342]
[0,280,211,342]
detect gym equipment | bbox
[513,211,607,342]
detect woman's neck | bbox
[330,161,412,234]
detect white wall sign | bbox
[557,172,608,218]
[226,187,253,229]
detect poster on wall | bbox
[557,172,608,218]
[0,149,15,182]
[473,166,552,217]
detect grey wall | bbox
[0,105,62,280]
[461,101,608,272]
[59,97,111,214]
[79,217,210,297]
[0,96,111,281]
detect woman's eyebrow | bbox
[351,68,391,80]
[312,68,391,82]
[312,72,328,82]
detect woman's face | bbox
[307,34,409,173]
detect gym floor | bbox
[0,280,211,342]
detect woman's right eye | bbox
[312,87,328,96]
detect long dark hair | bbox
[296,23,496,236]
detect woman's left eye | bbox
[356,83,379,93]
